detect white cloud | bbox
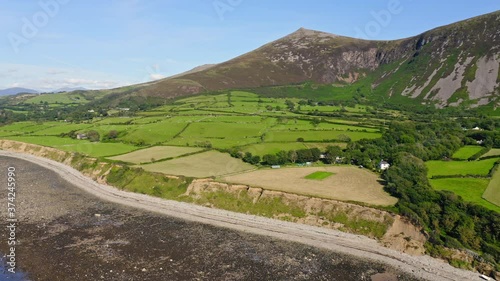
[0,63,130,91]
[37,78,121,90]
[149,73,164,80]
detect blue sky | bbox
[1,0,499,91]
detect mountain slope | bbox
[126,11,500,109]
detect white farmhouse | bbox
[379,160,390,170]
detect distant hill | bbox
[0,87,39,96]
[52,87,88,93]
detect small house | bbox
[379,160,390,170]
[76,133,87,140]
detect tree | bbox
[288,150,298,163]
[310,148,322,161]
[296,149,313,163]
[250,155,261,165]
[86,130,100,142]
[243,152,253,163]
[337,134,351,142]
[325,145,343,164]
[310,118,321,127]
[276,150,289,164]
[263,154,279,165]
[107,130,118,139]
[285,100,295,111]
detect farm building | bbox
[378,160,390,170]
[76,133,87,140]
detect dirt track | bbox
[0,150,483,281]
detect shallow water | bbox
[0,256,30,281]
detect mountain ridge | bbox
[128,10,498,109]
[13,11,499,110]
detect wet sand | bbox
[0,156,422,280]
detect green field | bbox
[303,142,347,150]
[482,148,500,158]
[240,142,308,156]
[430,178,500,213]
[92,117,136,124]
[426,158,499,178]
[483,167,500,207]
[109,146,203,164]
[29,123,93,135]
[264,130,381,142]
[452,146,484,160]
[180,122,266,139]
[139,151,255,177]
[118,121,187,145]
[1,91,387,165]
[3,136,138,157]
[304,171,334,180]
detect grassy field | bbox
[29,123,93,135]
[240,142,308,156]
[223,166,397,206]
[264,130,381,142]
[3,136,138,157]
[304,171,334,180]
[1,90,389,168]
[166,136,261,149]
[92,117,136,124]
[118,121,187,145]
[139,151,256,177]
[426,158,499,178]
[483,167,500,207]
[179,122,266,139]
[109,146,203,164]
[482,148,500,158]
[430,178,500,213]
[452,146,484,160]
[270,119,378,132]
[303,142,348,150]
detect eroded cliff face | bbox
[0,140,112,184]
[185,178,427,255]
